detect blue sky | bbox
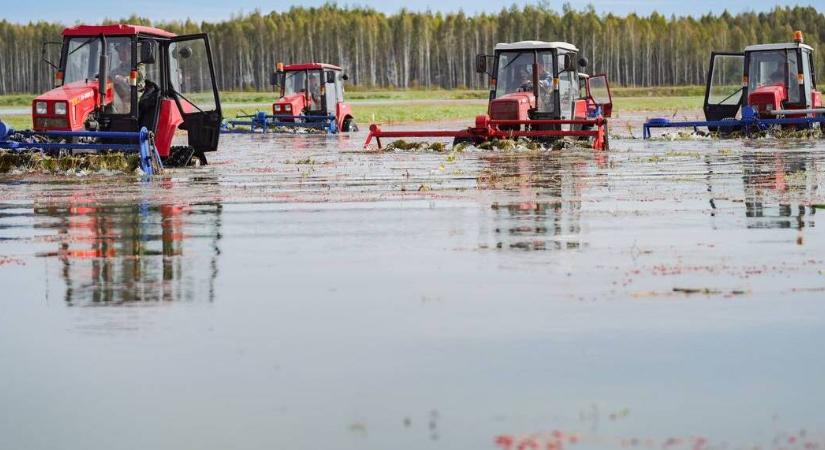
[1,0,818,23]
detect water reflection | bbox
[741,152,818,229]
[33,196,222,305]
[480,152,586,251]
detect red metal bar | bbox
[363,114,608,150]
[489,118,603,126]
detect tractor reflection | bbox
[741,151,818,230]
[35,195,222,304]
[479,152,587,251]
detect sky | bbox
[1,0,819,24]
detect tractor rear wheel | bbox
[165,146,195,167]
[342,117,359,132]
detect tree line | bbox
[1,4,824,94]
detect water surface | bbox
[2,129,825,449]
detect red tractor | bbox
[0,24,223,168]
[365,40,613,150]
[222,63,356,133]
[644,31,824,137]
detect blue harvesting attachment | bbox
[221,111,337,134]
[0,121,162,175]
[643,106,825,139]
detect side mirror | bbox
[563,56,575,72]
[578,57,588,68]
[270,71,283,86]
[475,54,487,74]
[326,71,336,84]
[41,41,61,70]
[139,41,156,64]
[177,46,192,59]
[342,74,349,81]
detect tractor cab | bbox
[704,31,821,122]
[36,24,222,164]
[270,63,356,132]
[477,41,612,129]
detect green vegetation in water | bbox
[0,151,140,174]
[285,158,316,164]
[385,140,447,152]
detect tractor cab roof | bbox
[284,63,343,72]
[62,24,177,38]
[744,42,813,53]
[494,41,578,52]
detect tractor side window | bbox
[107,38,133,114]
[495,51,533,98]
[588,76,611,105]
[335,73,344,103]
[708,54,743,105]
[787,50,800,104]
[169,39,216,112]
[307,71,322,111]
[283,71,307,97]
[557,53,576,118]
[536,51,556,114]
[802,50,813,106]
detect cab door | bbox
[703,52,744,122]
[168,34,222,153]
[586,74,613,117]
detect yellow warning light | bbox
[794,31,804,43]
[276,62,284,71]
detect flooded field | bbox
[2,125,825,450]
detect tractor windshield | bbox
[495,51,534,98]
[748,49,800,104]
[64,37,133,114]
[283,70,308,97]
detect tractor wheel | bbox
[165,146,195,167]
[193,151,208,166]
[342,117,359,132]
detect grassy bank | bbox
[2,91,704,129]
[0,85,706,107]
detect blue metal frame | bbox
[0,121,161,175]
[643,106,825,139]
[221,111,338,134]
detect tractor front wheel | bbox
[342,117,359,132]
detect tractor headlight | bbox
[274,104,282,112]
[35,101,47,115]
[284,104,292,112]
[54,102,67,116]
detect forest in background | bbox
[0,4,824,94]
